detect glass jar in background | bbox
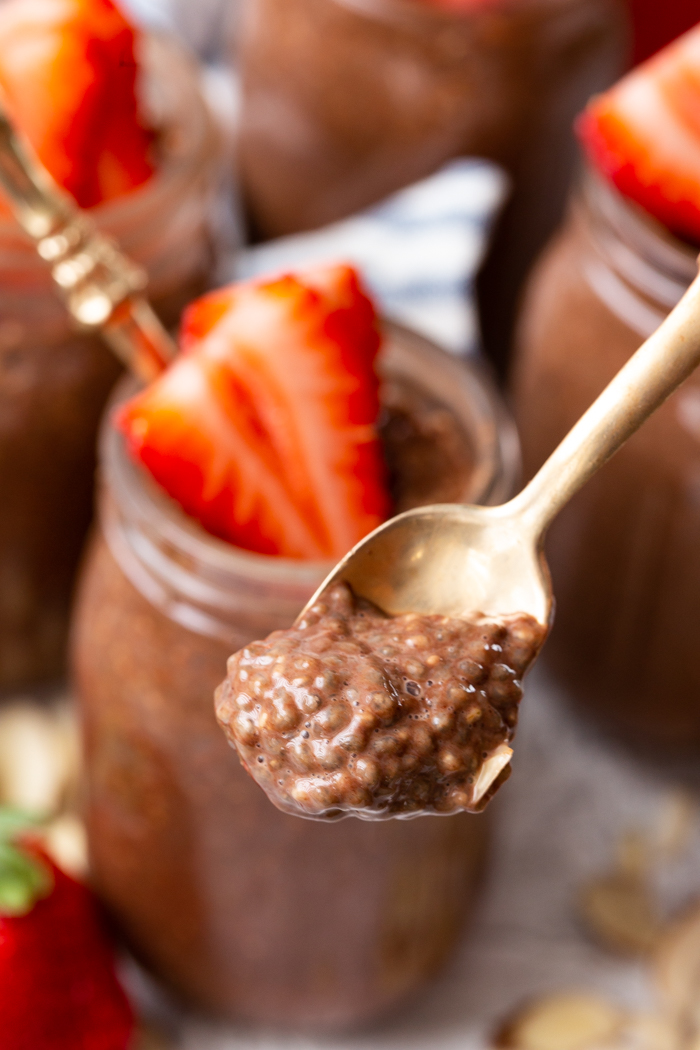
[512,169,699,749]
[71,325,519,1029]
[235,0,626,373]
[0,33,219,690]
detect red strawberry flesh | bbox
[0,824,134,1050]
[577,23,700,245]
[0,0,154,210]
[118,265,390,560]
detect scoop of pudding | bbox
[216,582,546,820]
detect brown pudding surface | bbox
[217,582,545,819]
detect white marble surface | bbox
[131,667,700,1048]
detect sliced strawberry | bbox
[180,284,239,351]
[118,266,390,560]
[117,350,330,558]
[577,23,700,245]
[0,0,154,210]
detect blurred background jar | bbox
[512,169,699,749]
[71,325,518,1029]
[626,0,699,63]
[0,33,218,691]
[235,0,627,375]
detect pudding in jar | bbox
[0,0,218,689]
[512,27,700,748]
[72,266,519,1028]
[236,0,626,371]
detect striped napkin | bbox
[235,160,509,356]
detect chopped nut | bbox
[616,829,651,879]
[471,743,513,805]
[655,899,700,1028]
[42,813,88,879]
[0,701,77,815]
[621,1013,681,1050]
[495,991,623,1049]
[653,791,697,860]
[579,872,661,956]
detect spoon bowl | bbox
[303,265,700,629]
[309,501,552,626]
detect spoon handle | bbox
[513,265,700,540]
[0,106,176,381]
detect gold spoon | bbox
[301,266,700,632]
[0,104,176,381]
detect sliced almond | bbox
[621,1012,682,1050]
[616,830,651,880]
[495,992,623,1050]
[472,743,513,805]
[0,702,68,814]
[653,791,697,861]
[579,872,662,956]
[42,813,88,879]
[52,699,82,809]
[655,899,700,1024]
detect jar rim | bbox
[576,166,697,336]
[99,321,519,637]
[580,166,697,289]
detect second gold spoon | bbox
[0,104,176,381]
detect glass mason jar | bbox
[512,169,699,749]
[235,0,626,372]
[71,325,519,1030]
[0,33,219,690]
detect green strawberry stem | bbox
[0,808,53,917]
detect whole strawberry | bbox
[0,810,134,1050]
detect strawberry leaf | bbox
[0,808,41,840]
[0,809,54,917]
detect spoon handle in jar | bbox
[511,265,700,540]
[0,105,176,380]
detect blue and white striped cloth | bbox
[235,160,509,356]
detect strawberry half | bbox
[0,0,154,209]
[0,810,134,1050]
[577,23,700,245]
[118,265,390,560]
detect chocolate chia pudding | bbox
[217,581,545,819]
[0,35,217,690]
[72,325,519,1027]
[236,0,625,371]
[237,0,623,237]
[512,169,700,748]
